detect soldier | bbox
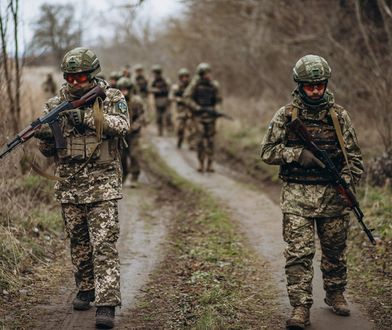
[42,73,57,97]
[260,55,364,329]
[184,62,222,172]
[132,64,149,101]
[117,77,146,188]
[149,64,172,136]
[108,71,121,88]
[34,47,130,329]
[169,68,191,148]
[122,64,131,78]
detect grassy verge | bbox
[127,146,284,328]
[0,174,65,328]
[347,185,392,330]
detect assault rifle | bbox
[287,118,376,245]
[0,85,106,160]
[196,106,233,120]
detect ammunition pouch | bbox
[57,135,118,164]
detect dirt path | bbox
[33,174,171,329]
[152,135,375,330]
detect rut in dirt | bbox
[152,134,375,330]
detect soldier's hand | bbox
[297,149,325,168]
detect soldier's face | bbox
[120,88,129,96]
[203,71,212,80]
[302,82,326,99]
[64,73,91,89]
[136,69,144,76]
[180,75,190,83]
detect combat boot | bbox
[325,292,350,316]
[286,306,310,329]
[206,159,215,172]
[96,306,115,329]
[73,289,95,310]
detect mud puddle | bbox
[152,135,375,330]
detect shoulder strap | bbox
[330,107,354,184]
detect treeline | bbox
[97,0,392,152]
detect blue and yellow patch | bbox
[116,101,128,114]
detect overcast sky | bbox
[19,0,184,51]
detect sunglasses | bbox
[302,83,326,93]
[64,73,90,84]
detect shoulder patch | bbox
[106,88,123,103]
[116,101,128,114]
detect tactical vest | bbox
[193,80,217,107]
[136,76,148,95]
[152,77,169,98]
[279,105,344,184]
[175,83,187,98]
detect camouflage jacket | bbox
[127,94,146,136]
[260,90,364,217]
[37,79,130,204]
[169,82,190,118]
[183,76,222,123]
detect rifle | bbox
[0,85,106,160]
[196,106,233,120]
[287,117,376,245]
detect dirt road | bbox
[33,176,171,329]
[153,135,375,330]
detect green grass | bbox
[129,146,283,328]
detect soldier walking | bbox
[149,65,172,136]
[132,64,149,101]
[260,55,364,329]
[35,47,129,329]
[184,63,222,172]
[169,68,191,149]
[117,77,146,188]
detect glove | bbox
[297,149,325,168]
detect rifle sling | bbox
[329,108,354,185]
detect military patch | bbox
[117,101,128,114]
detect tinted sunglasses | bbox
[302,82,326,93]
[64,73,90,84]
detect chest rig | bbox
[193,80,217,107]
[280,105,345,184]
[152,78,169,97]
[136,76,148,95]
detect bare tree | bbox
[0,0,21,131]
[31,3,82,63]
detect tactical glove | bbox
[297,149,325,168]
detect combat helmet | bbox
[117,77,133,90]
[109,71,121,81]
[178,68,190,77]
[61,47,101,79]
[196,62,211,75]
[151,64,162,73]
[293,55,331,83]
[134,64,144,71]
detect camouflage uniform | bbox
[184,65,222,171]
[169,69,191,148]
[121,94,145,183]
[132,65,149,101]
[37,78,129,307]
[149,66,172,136]
[260,83,364,310]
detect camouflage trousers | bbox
[121,133,141,182]
[62,200,121,306]
[176,115,188,147]
[283,213,349,308]
[195,120,216,164]
[156,106,173,136]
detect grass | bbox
[127,146,284,328]
[0,174,62,294]
[346,185,392,330]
